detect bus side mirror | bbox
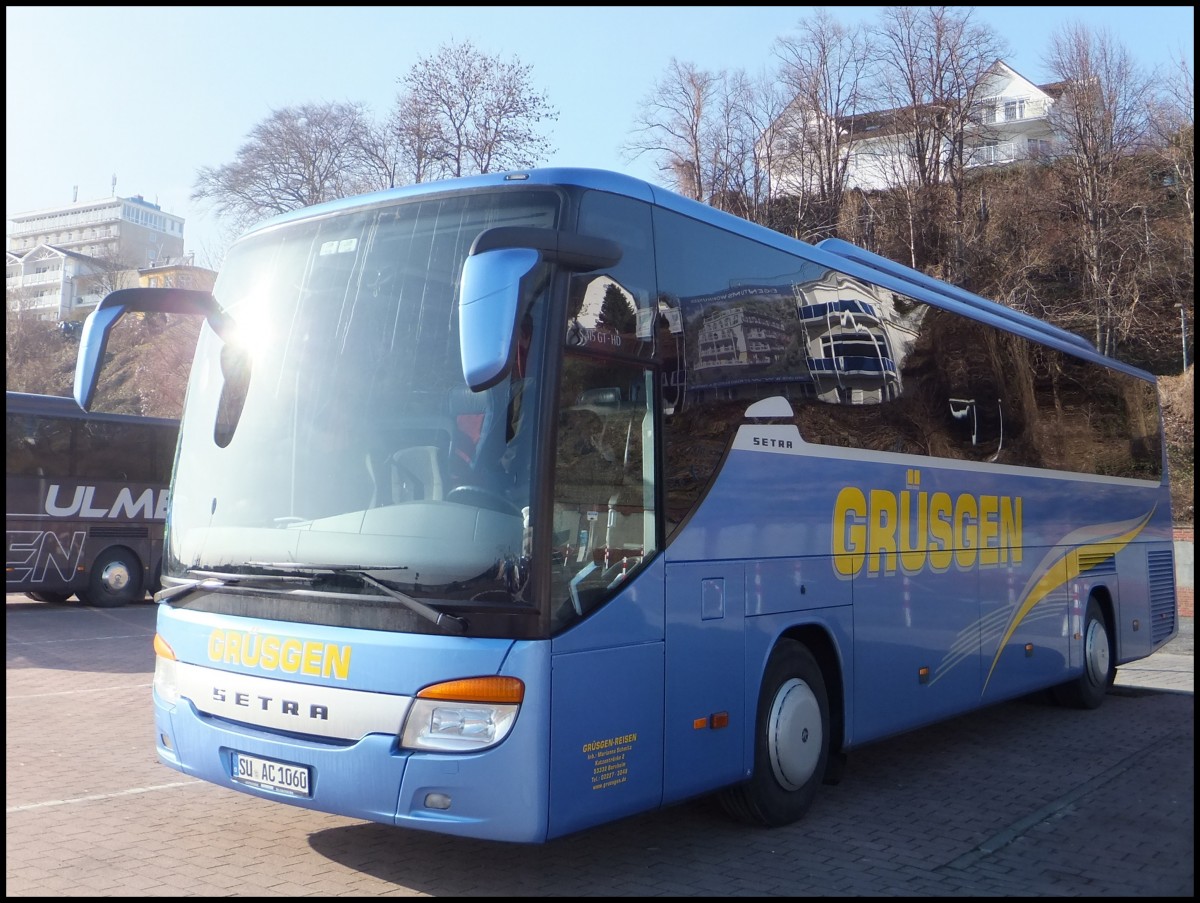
[458,227,622,392]
[459,248,544,392]
[74,287,233,411]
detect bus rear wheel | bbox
[77,547,143,608]
[1052,597,1114,710]
[717,639,830,827]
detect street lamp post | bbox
[1176,304,1189,373]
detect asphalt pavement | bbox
[5,597,1193,897]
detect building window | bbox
[1004,99,1026,121]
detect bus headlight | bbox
[153,633,180,705]
[400,676,523,752]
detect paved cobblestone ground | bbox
[6,597,1193,897]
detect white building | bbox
[775,61,1061,194]
[6,192,186,320]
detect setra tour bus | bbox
[71,168,1177,842]
[6,390,178,606]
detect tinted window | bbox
[653,209,1163,531]
[568,191,658,362]
[6,412,176,483]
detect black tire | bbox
[25,591,73,604]
[76,547,143,608]
[718,640,830,827]
[1051,597,1113,710]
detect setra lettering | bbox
[752,436,794,449]
[212,687,330,720]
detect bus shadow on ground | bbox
[303,796,734,896]
[4,596,157,676]
[304,688,1193,896]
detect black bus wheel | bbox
[25,591,73,604]
[1051,597,1114,710]
[718,639,830,827]
[77,547,143,608]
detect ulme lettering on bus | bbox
[43,484,169,520]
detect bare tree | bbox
[1150,54,1195,246]
[625,59,725,202]
[1148,54,1195,374]
[873,6,951,190]
[627,56,804,221]
[75,245,141,305]
[872,7,1007,274]
[356,117,407,191]
[392,39,557,181]
[1044,22,1155,356]
[773,8,874,240]
[934,17,1008,280]
[869,135,932,269]
[191,101,381,235]
[727,68,794,227]
[704,68,775,217]
[388,90,445,185]
[5,285,52,386]
[124,313,202,418]
[704,70,744,209]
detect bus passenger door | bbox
[662,561,746,803]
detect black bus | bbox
[5,391,179,606]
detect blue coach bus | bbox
[72,168,1176,842]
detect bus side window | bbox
[5,416,40,476]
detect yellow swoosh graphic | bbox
[981,506,1156,693]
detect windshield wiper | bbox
[247,562,468,635]
[154,567,319,603]
[355,572,467,635]
[155,575,228,603]
[157,563,469,635]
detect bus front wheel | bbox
[78,547,143,608]
[718,639,830,827]
[1052,597,1114,710]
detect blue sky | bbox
[6,6,1194,266]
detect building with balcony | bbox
[695,306,790,371]
[6,192,187,320]
[774,60,1062,194]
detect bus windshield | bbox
[166,189,560,625]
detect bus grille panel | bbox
[89,525,151,539]
[1147,549,1178,645]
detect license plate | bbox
[231,751,311,797]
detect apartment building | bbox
[6,192,186,320]
[775,60,1061,195]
